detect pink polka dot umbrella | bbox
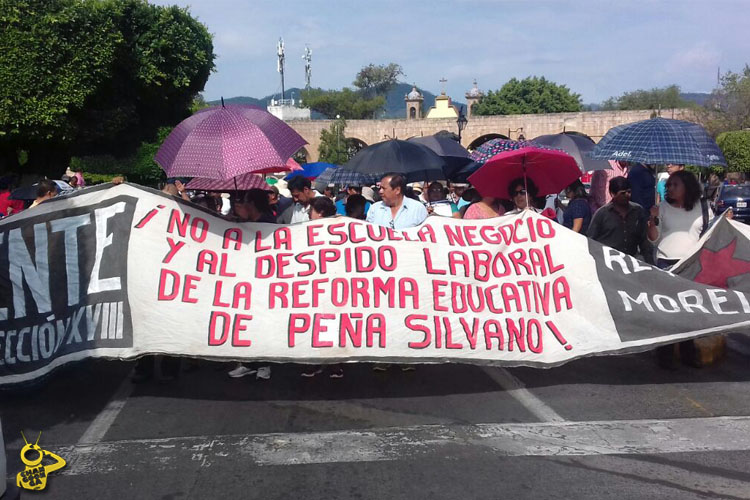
[155,103,307,180]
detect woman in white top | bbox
[647,170,712,269]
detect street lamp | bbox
[508,127,524,141]
[457,106,468,143]
[335,114,341,163]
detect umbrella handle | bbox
[523,157,529,210]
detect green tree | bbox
[600,85,690,111]
[703,65,750,135]
[353,63,404,99]
[472,76,582,116]
[717,130,750,172]
[0,0,123,172]
[70,126,171,186]
[300,88,384,119]
[317,118,359,165]
[0,0,215,176]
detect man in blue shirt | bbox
[367,173,428,229]
[336,185,371,216]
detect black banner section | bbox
[0,195,137,376]
[587,238,750,343]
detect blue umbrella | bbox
[589,118,727,167]
[284,162,337,180]
[314,167,380,192]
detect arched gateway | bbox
[286,109,696,162]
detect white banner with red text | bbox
[2,183,750,385]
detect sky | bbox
[152,0,750,104]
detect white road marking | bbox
[77,371,134,445]
[481,367,566,422]
[60,416,750,474]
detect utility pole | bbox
[277,38,286,101]
[303,45,312,90]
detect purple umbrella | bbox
[186,173,272,191]
[155,103,308,180]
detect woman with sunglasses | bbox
[506,178,542,215]
[647,170,713,270]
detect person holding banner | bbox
[367,173,428,229]
[647,170,717,369]
[462,194,505,220]
[506,178,542,215]
[587,177,649,257]
[647,170,713,270]
[344,194,368,220]
[368,173,426,373]
[277,176,317,224]
[563,180,592,234]
[301,200,345,379]
[29,180,58,208]
[425,182,459,217]
[228,189,277,380]
[309,196,337,219]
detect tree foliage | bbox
[600,85,690,111]
[353,63,404,99]
[472,76,582,116]
[69,126,171,186]
[703,65,750,136]
[317,118,358,165]
[0,0,215,176]
[301,63,402,119]
[717,130,750,172]
[300,88,385,120]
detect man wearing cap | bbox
[367,173,427,229]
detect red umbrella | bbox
[254,157,303,175]
[467,146,581,200]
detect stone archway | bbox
[466,133,510,151]
[561,130,596,142]
[292,147,310,164]
[345,137,368,161]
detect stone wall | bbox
[287,109,697,162]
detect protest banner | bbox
[2,183,750,385]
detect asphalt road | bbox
[4,334,750,499]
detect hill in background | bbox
[210,88,710,117]
[208,83,467,119]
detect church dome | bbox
[406,86,423,100]
[466,80,482,98]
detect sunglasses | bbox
[514,189,527,196]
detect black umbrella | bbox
[408,135,472,178]
[10,180,73,200]
[341,139,447,183]
[449,161,481,183]
[530,133,611,172]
